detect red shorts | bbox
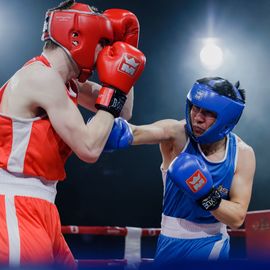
[0,169,76,269]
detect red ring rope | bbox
[62,226,245,237]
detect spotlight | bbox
[200,39,223,70]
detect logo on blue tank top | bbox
[216,185,229,197]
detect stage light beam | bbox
[200,40,223,70]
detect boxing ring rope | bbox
[61,210,270,267]
[61,226,161,237]
[62,226,157,267]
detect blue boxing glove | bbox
[104,117,133,152]
[167,153,221,211]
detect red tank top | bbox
[0,55,78,181]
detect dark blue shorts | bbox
[155,233,230,263]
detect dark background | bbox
[0,0,269,228]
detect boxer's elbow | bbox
[229,220,244,230]
[228,213,246,230]
[235,207,247,229]
[76,147,102,163]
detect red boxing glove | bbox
[95,41,145,117]
[103,9,139,48]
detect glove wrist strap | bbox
[95,86,127,118]
[197,188,222,211]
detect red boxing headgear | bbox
[42,0,114,82]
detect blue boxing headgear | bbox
[185,78,245,144]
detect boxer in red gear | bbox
[0,0,145,268]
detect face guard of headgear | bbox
[41,0,114,82]
[185,79,245,144]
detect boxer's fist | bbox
[95,42,145,117]
[168,153,221,211]
[97,42,145,93]
[104,117,133,152]
[103,9,139,48]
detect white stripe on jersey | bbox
[7,120,33,173]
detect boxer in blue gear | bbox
[106,77,256,263]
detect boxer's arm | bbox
[77,80,100,112]
[130,119,185,145]
[32,70,114,163]
[102,119,182,152]
[77,80,134,120]
[211,141,256,229]
[36,42,144,162]
[120,88,133,120]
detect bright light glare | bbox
[200,40,223,70]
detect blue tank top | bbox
[163,132,238,224]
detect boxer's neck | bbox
[43,47,79,83]
[200,137,227,157]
